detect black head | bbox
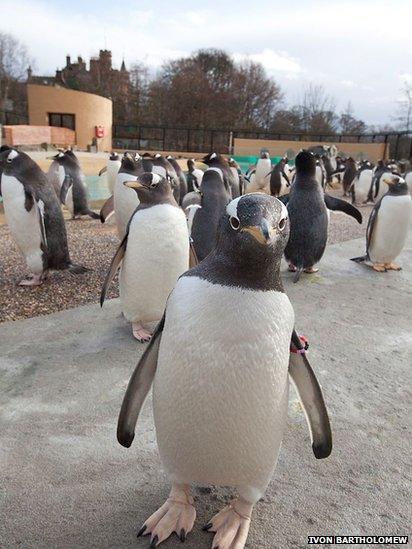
[121,151,141,172]
[110,152,119,161]
[260,150,270,159]
[0,148,22,170]
[218,193,288,264]
[190,193,289,290]
[0,145,11,153]
[295,150,316,177]
[203,152,226,166]
[124,172,174,205]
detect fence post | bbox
[394,133,400,159]
[228,131,233,155]
[186,129,190,153]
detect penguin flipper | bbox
[99,194,115,223]
[100,232,128,306]
[98,165,107,177]
[288,330,332,459]
[323,194,362,224]
[117,314,165,448]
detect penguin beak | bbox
[124,180,143,189]
[242,218,273,245]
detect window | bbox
[48,113,75,131]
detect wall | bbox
[27,84,112,151]
[3,125,75,147]
[234,138,388,162]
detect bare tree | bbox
[297,83,338,134]
[339,102,366,134]
[0,32,33,120]
[393,82,412,132]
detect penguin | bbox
[202,152,240,198]
[46,151,66,197]
[270,157,290,197]
[282,151,362,282]
[190,168,231,261]
[98,152,121,194]
[321,154,334,187]
[152,154,181,204]
[314,155,327,190]
[117,193,332,549]
[246,150,271,193]
[0,149,86,285]
[48,150,99,220]
[351,175,411,272]
[228,157,246,195]
[342,157,357,197]
[351,161,374,205]
[106,152,151,239]
[186,159,204,192]
[101,172,189,342]
[166,155,188,203]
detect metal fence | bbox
[113,125,412,160]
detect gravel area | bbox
[0,194,373,323]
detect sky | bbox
[1,0,411,127]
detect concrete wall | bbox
[234,138,388,162]
[3,125,75,147]
[27,84,112,151]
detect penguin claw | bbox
[137,524,147,537]
[150,535,159,547]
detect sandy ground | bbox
[0,198,373,323]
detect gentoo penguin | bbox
[270,157,290,197]
[282,151,362,281]
[351,161,374,205]
[247,150,271,193]
[203,152,239,198]
[186,159,204,192]
[46,151,65,197]
[0,149,86,285]
[48,150,99,219]
[98,152,121,194]
[351,176,411,272]
[152,154,181,203]
[166,155,188,203]
[109,152,149,239]
[342,157,357,196]
[228,157,246,195]
[101,172,189,341]
[117,193,332,549]
[190,168,231,261]
[314,155,327,190]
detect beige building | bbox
[27,84,112,151]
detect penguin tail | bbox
[86,209,101,220]
[68,262,89,274]
[293,267,304,283]
[350,255,366,263]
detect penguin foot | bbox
[203,497,253,549]
[137,484,195,547]
[18,273,44,286]
[384,262,402,271]
[132,322,152,343]
[372,263,387,272]
[288,263,297,272]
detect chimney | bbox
[66,55,71,67]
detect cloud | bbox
[234,49,303,76]
[341,80,356,88]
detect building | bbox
[28,50,132,125]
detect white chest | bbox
[114,172,139,238]
[153,276,295,491]
[1,174,43,270]
[369,194,412,262]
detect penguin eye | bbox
[150,181,158,188]
[278,217,287,231]
[229,216,240,230]
[6,156,12,163]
